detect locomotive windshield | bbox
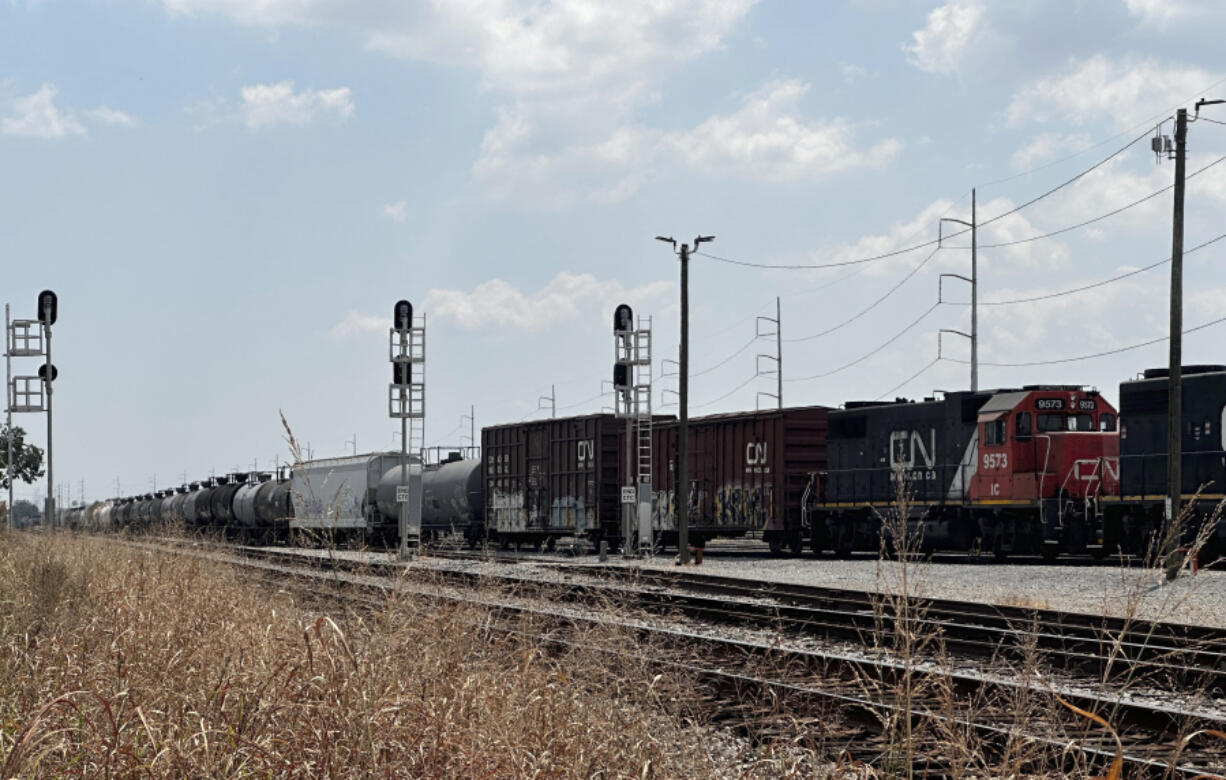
[1067,413,1093,431]
[1037,413,1064,432]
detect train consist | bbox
[62,365,1226,562]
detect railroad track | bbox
[121,536,1226,777]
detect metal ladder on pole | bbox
[631,317,653,553]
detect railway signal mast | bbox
[5,291,57,529]
[389,299,425,558]
[613,303,653,554]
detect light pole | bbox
[655,234,714,565]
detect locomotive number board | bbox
[1034,397,1097,411]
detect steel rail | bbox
[116,538,1225,777]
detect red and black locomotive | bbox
[813,386,1119,559]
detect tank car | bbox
[377,454,483,543]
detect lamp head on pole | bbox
[654,235,676,249]
[693,235,715,246]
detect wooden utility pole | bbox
[677,242,690,563]
[1164,108,1188,581]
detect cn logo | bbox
[745,442,768,465]
[889,430,936,470]
[577,440,595,467]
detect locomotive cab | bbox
[971,387,1119,556]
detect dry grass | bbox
[0,531,753,778]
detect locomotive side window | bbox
[985,419,1006,446]
[1015,412,1032,439]
[1067,413,1093,432]
[1037,413,1063,432]
[1100,413,1117,432]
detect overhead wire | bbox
[693,127,1153,271]
[958,232,1226,307]
[975,71,1226,189]
[785,245,942,343]
[426,420,463,447]
[954,156,1225,250]
[874,357,943,401]
[691,334,760,378]
[945,315,1226,368]
[693,372,761,410]
[785,302,944,383]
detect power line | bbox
[556,390,611,412]
[944,156,1225,251]
[427,421,463,446]
[693,127,1151,272]
[875,357,942,401]
[945,314,1226,368]
[786,245,942,343]
[691,334,759,378]
[975,71,1226,189]
[785,302,944,383]
[693,372,760,410]
[961,232,1226,307]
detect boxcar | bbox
[483,414,621,547]
[644,405,829,554]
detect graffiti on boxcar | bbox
[651,483,773,529]
[549,495,588,532]
[713,483,773,528]
[491,488,526,532]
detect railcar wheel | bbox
[768,538,785,557]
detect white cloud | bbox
[1,83,85,138]
[159,0,329,26]
[1005,56,1221,128]
[903,1,988,75]
[1010,132,1092,171]
[239,81,354,129]
[665,80,902,182]
[329,310,385,340]
[84,106,138,127]
[159,1,760,202]
[472,79,903,203]
[381,200,407,222]
[1122,0,1221,26]
[425,272,672,332]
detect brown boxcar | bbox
[483,414,622,545]
[643,405,829,553]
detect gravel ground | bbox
[623,550,1226,629]
[261,542,1226,629]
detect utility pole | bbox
[755,299,783,410]
[655,234,714,565]
[938,189,978,391]
[1164,108,1188,581]
[776,297,783,407]
[538,385,556,418]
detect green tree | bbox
[0,424,45,490]
[10,499,39,526]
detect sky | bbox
[4,0,1226,506]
